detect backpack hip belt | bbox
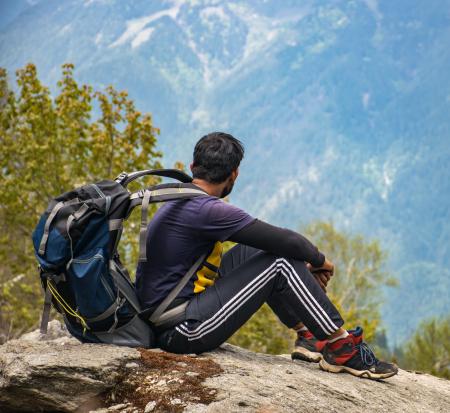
[151,301,189,331]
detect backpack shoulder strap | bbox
[130,183,207,202]
[148,253,207,324]
[136,183,208,262]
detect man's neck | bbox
[191,178,224,198]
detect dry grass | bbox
[104,349,223,412]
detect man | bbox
[136,132,398,380]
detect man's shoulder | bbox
[160,194,222,218]
[196,196,244,212]
[181,194,227,209]
[165,195,247,221]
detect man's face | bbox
[220,178,234,198]
[220,169,239,198]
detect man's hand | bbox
[306,258,334,292]
[315,257,334,275]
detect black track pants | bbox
[156,245,344,354]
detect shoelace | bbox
[356,342,378,367]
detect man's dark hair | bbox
[192,132,244,183]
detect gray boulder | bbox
[0,321,140,412]
[1,321,449,413]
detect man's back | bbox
[135,191,254,309]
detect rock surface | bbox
[205,346,450,413]
[1,321,449,413]
[0,322,140,412]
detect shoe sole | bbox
[291,346,323,363]
[319,359,398,380]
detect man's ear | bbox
[232,168,239,180]
[189,162,194,172]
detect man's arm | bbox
[228,219,326,267]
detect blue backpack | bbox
[32,169,207,347]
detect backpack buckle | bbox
[115,171,128,185]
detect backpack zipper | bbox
[100,274,115,301]
[71,253,104,264]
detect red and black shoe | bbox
[291,329,327,363]
[319,327,398,380]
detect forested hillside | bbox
[1,0,449,343]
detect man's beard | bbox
[220,179,235,198]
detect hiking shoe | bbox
[291,329,327,362]
[319,327,398,380]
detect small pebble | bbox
[144,401,156,413]
[108,403,129,411]
[168,377,184,384]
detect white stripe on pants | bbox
[175,258,339,341]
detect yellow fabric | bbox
[194,241,223,293]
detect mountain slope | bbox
[1,0,449,343]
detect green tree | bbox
[0,63,161,342]
[228,222,394,353]
[402,316,450,379]
[304,222,396,342]
[228,303,295,354]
